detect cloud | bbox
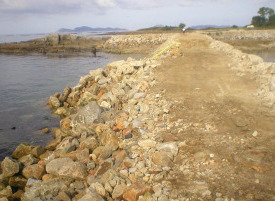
[0,0,116,15]
[0,0,167,15]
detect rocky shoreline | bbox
[0,33,183,200]
[0,33,274,200]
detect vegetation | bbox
[251,7,275,27]
[179,23,186,29]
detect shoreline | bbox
[0,33,274,200]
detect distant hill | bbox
[58,26,127,33]
[189,25,231,29]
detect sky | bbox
[0,0,274,35]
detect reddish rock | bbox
[116,117,125,130]
[12,190,24,199]
[97,88,108,99]
[60,117,72,131]
[42,174,55,181]
[22,164,45,179]
[123,182,153,201]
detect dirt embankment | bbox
[198,29,275,52]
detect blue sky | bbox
[0,0,274,34]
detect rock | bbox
[123,182,152,201]
[78,191,104,201]
[23,178,72,201]
[46,158,87,179]
[59,86,72,103]
[18,154,38,166]
[9,176,27,189]
[99,101,111,109]
[0,186,12,198]
[41,128,50,133]
[12,190,24,200]
[98,77,111,85]
[1,157,20,177]
[12,143,33,159]
[252,131,258,137]
[156,142,178,157]
[138,139,156,148]
[112,184,127,199]
[232,116,248,127]
[48,96,61,108]
[22,164,45,179]
[153,184,162,197]
[152,152,172,167]
[79,137,99,151]
[60,117,72,131]
[67,91,80,107]
[131,61,145,69]
[31,146,46,158]
[76,148,90,163]
[54,107,68,116]
[71,101,102,128]
[56,137,79,155]
[56,191,71,201]
[90,182,106,197]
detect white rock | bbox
[138,139,156,148]
[252,131,258,137]
[156,142,178,157]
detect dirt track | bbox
[153,33,275,200]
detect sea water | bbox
[0,52,144,160]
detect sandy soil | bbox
[153,33,275,200]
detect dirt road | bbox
[153,33,275,200]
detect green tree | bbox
[232,25,238,28]
[252,16,266,27]
[179,23,186,29]
[267,15,275,26]
[258,7,275,19]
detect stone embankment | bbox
[202,29,275,41]
[103,34,170,54]
[0,34,106,54]
[210,39,275,110]
[0,33,274,200]
[0,35,183,200]
[199,29,275,52]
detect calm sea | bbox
[0,35,144,160]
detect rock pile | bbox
[0,39,184,200]
[204,30,275,41]
[210,39,275,110]
[103,34,169,53]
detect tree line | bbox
[252,7,275,27]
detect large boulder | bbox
[71,101,102,128]
[46,158,87,179]
[12,143,33,159]
[1,157,20,178]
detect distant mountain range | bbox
[57,26,127,33]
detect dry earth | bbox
[153,33,275,200]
